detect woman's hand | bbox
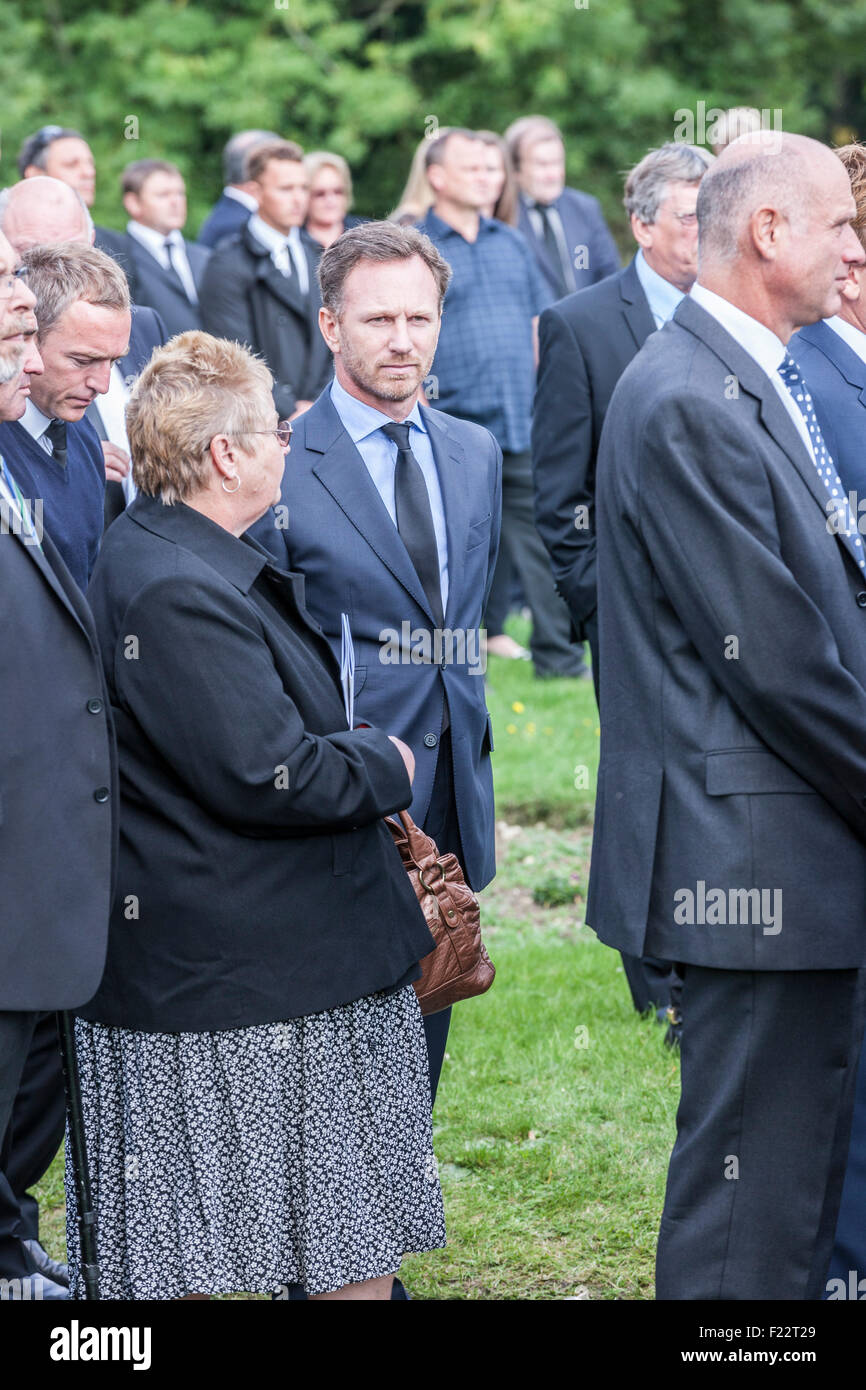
[388,735,415,784]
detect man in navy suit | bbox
[505,115,620,298]
[790,140,866,1298]
[98,160,209,337]
[250,222,501,1106]
[197,129,279,248]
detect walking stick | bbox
[56,1011,100,1300]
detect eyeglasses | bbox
[237,419,294,449]
[0,266,31,298]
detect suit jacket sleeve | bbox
[532,304,596,634]
[634,391,866,841]
[114,574,412,834]
[199,252,260,363]
[586,198,621,282]
[483,433,503,615]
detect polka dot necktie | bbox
[777,353,865,572]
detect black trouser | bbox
[657,964,866,1300]
[0,1010,59,1280]
[485,450,585,677]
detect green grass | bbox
[35,618,678,1299]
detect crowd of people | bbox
[1,103,866,1302]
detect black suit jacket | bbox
[99,230,209,337]
[199,222,333,419]
[517,187,620,297]
[197,191,252,249]
[0,510,115,1010]
[532,256,656,636]
[102,303,168,528]
[79,495,433,1033]
[588,294,866,971]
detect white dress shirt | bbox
[223,185,258,211]
[634,249,686,329]
[690,283,816,462]
[21,398,58,454]
[825,314,866,366]
[126,221,198,304]
[96,366,137,504]
[247,214,309,295]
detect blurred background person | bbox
[18,125,95,208]
[390,132,442,225]
[419,128,584,678]
[476,130,519,225]
[69,329,445,1301]
[304,151,364,248]
[506,114,620,298]
[0,177,167,523]
[197,129,279,248]
[98,159,210,336]
[201,140,332,420]
[708,105,764,156]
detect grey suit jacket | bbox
[588,294,866,971]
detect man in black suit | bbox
[197,129,279,248]
[99,159,209,337]
[0,227,114,1301]
[17,124,120,260]
[200,140,332,420]
[590,132,866,1299]
[533,143,713,1021]
[505,115,620,297]
[0,176,167,524]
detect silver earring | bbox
[222,475,241,494]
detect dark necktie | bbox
[534,202,571,297]
[45,418,67,468]
[163,238,192,302]
[380,421,443,627]
[777,353,866,574]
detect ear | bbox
[426,162,445,196]
[630,212,653,251]
[748,204,783,261]
[318,304,341,354]
[841,262,862,304]
[122,191,139,221]
[208,433,246,481]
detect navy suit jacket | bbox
[102,232,210,337]
[789,319,866,502]
[517,187,620,298]
[197,191,252,249]
[248,389,502,889]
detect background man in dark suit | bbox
[533,142,713,1022]
[0,227,114,1301]
[590,132,866,1299]
[97,159,209,336]
[250,221,501,1118]
[505,115,620,297]
[197,129,279,248]
[201,140,332,420]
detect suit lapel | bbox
[255,252,309,318]
[798,319,866,410]
[0,498,96,639]
[305,397,438,623]
[421,406,469,626]
[619,257,657,351]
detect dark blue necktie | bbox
[380,420,443,627]
[777,353,866,573]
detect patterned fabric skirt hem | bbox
[65,984,446,1300]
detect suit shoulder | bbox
[562,186,605,217]
[541,268,628,328]
[423,407,499,456]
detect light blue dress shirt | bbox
[329,376,449,612]
[635,249,686,330]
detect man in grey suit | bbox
[590,132,866,1299]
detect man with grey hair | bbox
[197,128,280,248]
[533,142,712,1027]
[589,132,866,1299]
[0,242,130,590]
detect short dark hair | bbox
[244,140,305,183]
[18,126,87,178]
[318,221,452,316]
[122,159,182,197]
[423,128,483,171]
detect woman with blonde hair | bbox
[304,150,365,248]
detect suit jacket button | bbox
[857,592,866,608]
[423,732,438,748]
[93,787,110,803]
[87,697,104,714]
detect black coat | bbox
[0,515,115,1010]
[531,256,655,637]
[588,295,866,971]
[199,222,333,419]
[79,494,433,1033]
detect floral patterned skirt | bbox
[65,985,446,1299]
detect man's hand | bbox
[388,734,416,784]
[289,400,313,420]
[102,441,131,483]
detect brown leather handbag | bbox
[386,810,495,1016]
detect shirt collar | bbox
[330,375,427,446]
[224,185,258,211]
[421,206,497,241]
[634,249,686,327]
[127,220,183,256]
[825,314,866,366]
[248,213,300,254]
[690,282,788,377]
[20,397,54,442]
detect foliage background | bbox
[2,0,866,242]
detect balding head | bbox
[0,177,94,254]
[696,132,864,336]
